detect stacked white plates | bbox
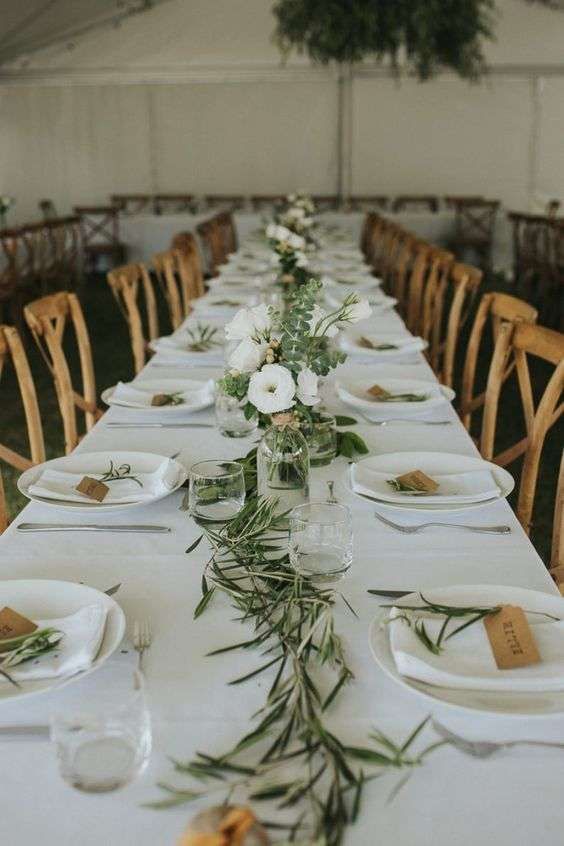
[102,378,215,414]
[345,452,514,514]
[19,451,187,512]
[336,376,454,415]
[370,584,564,716]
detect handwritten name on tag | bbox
[75,476,109,502]
[0,607,37,645]
[484,605,541,669]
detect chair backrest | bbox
[171,232,205,299]
[0,324,45,471]
[419,248,455,343]
[110,194,153,215]
[388,234,418,314]
[459,292,538,431]
[205,195,246,211]
[349,196,389,211]
[392,195,439,213]
[215,211,238,255]
[154,194,194,215]
[0,466,6,534]
[106,263,159,376]
[24,292,100,454]
[152,250,188,330]
[38,199,57,221]
[550,452,564,581]
[451,199,500,244]
[426,261,482,387]
[74,205,120,248]
[481,322,564,534]
[196,217,224,276]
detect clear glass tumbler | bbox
[51,686,151,793]
[289,501,353,582]
[189,459,246,521]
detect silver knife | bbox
[0,725,50,741]
[106,422,214,428]
[17,524,171,533]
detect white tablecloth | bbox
[0,252,558,845]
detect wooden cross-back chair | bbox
[24,292,102,454]
[152,250,189,330]
[424,261,482,388]
[107,263,159,376]
[448,198,500,270]
[549,453,564,586]
[419,248,455,342]
[481,322,564,535]
[360,212,380,258]
[74,205,126,272]
[196,218,225,277]
[215,211,238,256]
[401,241,432,330]
[0,230,21,327]
[0,324,45,472]
[349,196,389,212]
[0,467,7,534]
[459,292,538,433]
[365,216,389,273]
[171,232,205,299]
[388,234,418,313]
[392,195,439,213]
[110,195,154,215]
[154,194,195,215]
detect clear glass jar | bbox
[302,412,337,467]
[257,422,310,513]
[215,384,258,438]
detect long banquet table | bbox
[0,231,562,845]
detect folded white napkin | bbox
[351,462,500,505]
[339,334,425,357]
[110,379,214,410]
[0,604,108,683]
[152,331,225,363]
[389,607,564,692]
[336,379,442,412]
[30,457,180,504]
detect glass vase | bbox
[301,412,338,467]
[215,384,258,438]
[257,423,310,513]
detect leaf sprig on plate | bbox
[0,628,63,687]
[150,498,445,843]
[151,392,185,407]
[186,323,221,352]
[99,460,143,488]
[380,593,559,656]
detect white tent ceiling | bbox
[0,0,173,66]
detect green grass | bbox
[0,271,561,567]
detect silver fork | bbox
[433,720,564,758]
[133,619,152,675]
[356,410,451,426]
[374,510,511,535]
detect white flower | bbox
[308,305,339,338]
[225,304,272,341]
[266,223,279,239]
[295,251,309,268]
[296,368,321,406]
[228,337,268,373]
[287,232,306,250]
[248,364,296,414]
[343,296,372,323]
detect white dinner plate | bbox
[369,584,564,717]
[0,580,125,704]
[344,451,514,513]
[336,376,454,414]
[337,332,428,359]
[18,451,187,513]
[101,379,214,414]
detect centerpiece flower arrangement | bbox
[278,192,316,237]
[265,223,310,289]
[217,279,371,511]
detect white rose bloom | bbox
[228,337,268,373]
[308,305,339,338]
[266,223,278,239]
[287,232,306,250]
[225,304,272,341]
[248,364,296,414]
[296,367,321,406]
[344,297,372,323]
[295,251,309,268]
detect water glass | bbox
[215,384,258,438]
[189,459,245,521]
[289,502,353,582]
[51,686,151,793]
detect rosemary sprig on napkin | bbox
[152,391,184,407]
[186,324,220,352]
[0,627,63,686]
[99,460,143,487]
